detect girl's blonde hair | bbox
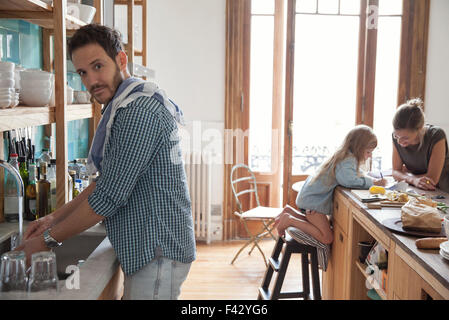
[311,125,377,185]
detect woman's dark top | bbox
[393,124,449,192]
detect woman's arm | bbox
[392,139,446,190]
[426,139,446,183]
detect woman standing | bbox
[392,98,449,192]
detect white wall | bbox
[147,0,225,123]
[425,0,449,135]
[147,0,226,212]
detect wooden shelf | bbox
[0,0,86,29]
[0,104,94,131]
[355,260,387,300]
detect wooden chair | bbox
[230,164,282,266]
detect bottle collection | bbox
[4,146,92,222]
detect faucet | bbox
[0,159,24,248]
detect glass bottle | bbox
[36,148,51,180]
[25,163,37,221]
[4,153,20,222]
[18,156,29,221]
[36,162,51,219]
[69,170,77,198]
[47,159,57,213]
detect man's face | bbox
[72,43,125,105]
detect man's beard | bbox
[90,65,123,105]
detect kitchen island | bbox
[323,186,449,300]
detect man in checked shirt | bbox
[18,24,196,300]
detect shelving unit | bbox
[0,0,103,220]
[113,0,151,79]
[354,260,387,300]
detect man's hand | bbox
[15,236,50,268]
[23,215,55,241]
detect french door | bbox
[283,0,430,207]
[224,0,429,239]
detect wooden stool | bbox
[257,234,321,300]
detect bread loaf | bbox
[415,237,447,249]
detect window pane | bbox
[373,17,402,172]
[296,0,317,14]
[252,0,275,15]
[340,0,361,15]
[292,15,359,175]
[249,16,274,172]
[378,0,402,15]
[318,0,339,14]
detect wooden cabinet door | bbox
[326,223,349,300]
[333,193,350,235]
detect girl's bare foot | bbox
[275,213,291,237]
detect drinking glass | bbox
[27,251,58,294]
[0,251,28,293]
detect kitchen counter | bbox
[0,221,121,300]
[323,185,449,300]
[341,187,449,290]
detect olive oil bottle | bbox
[36,161,51,218]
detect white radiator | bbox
[184,151,212,244]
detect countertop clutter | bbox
[323,184,449,300]
[0,223,120,300]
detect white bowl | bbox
[20,70,53,81]
[0,71,14,79]
[0,87,15,93]
[0,62,15,72]
[0,79,14,88]
[21,88,52,107]
[74,90,91,104]
[20,79,52,89]
[0,98,11,109]
[67,3,96,24]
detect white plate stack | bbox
[0,62,19,109]
[439,241,449,261]
[20,70,53,107]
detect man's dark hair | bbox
[68,24,124,61]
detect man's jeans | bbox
[123,248,191,300]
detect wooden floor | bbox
[179,239,322,300]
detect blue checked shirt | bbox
[88,95,196,275]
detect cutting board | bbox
[367,201,406,209]
[351,189,387,202]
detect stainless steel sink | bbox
[53,233,106,280]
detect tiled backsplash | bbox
[0,19,89,160]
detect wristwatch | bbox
[43,229,62,248]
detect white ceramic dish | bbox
[0,79,14,88]
[0,61,15,72]
[20,80,52,89]
[439,249,449,261]
[74,90,91,103]
[440,240,449,254]
[21,88,52,107]
[0,71,14,79]
[0,99,12,109]
[20,70,53,81]
[67,3,96,24]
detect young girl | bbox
[275,125,386,247]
